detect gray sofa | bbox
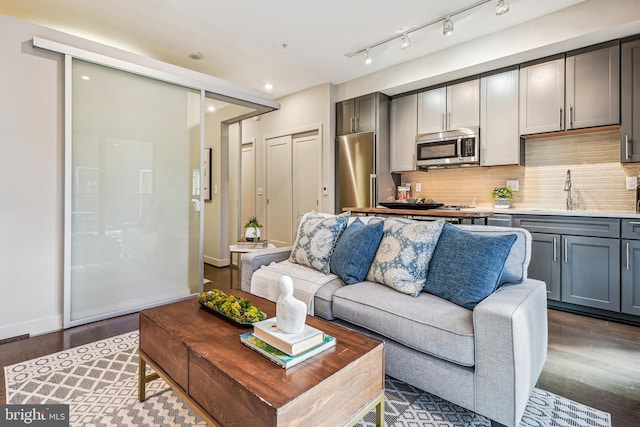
[240,219,548,427]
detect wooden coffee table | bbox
[138,292,384,426]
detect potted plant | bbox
[491,186,514,208]
[244,216,263,242]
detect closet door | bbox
[293,132,321,235]
[266,135,293,246]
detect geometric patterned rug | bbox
[4,331,611,427]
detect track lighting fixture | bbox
[443,17,454,36]
[346,0,510,61]
[496,0,509,15]
[400,33,410,50]
[364,49,372,65]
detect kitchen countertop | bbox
[464,206,640,219]
[344,207,494,218]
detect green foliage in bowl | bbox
[491,186,514,200]
[198,289,267,323]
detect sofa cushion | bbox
[289,211,349,274]
[366,219,444,297]
[330,218,384,285]
[455,224,531,284]
[332,281,475,367]
[423,223,517,309]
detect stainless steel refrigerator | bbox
[336,131,396,212]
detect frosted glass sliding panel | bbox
[67,59,202,326]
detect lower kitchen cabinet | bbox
[560,236,620,311]
[529,233,561,301]
[621,239,640,315]
[516,216,621,313]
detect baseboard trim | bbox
[204,255,230,267]
[0,314,63,342]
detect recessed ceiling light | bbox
[81,75,90,80]
[207,106,216,112]
[265,83,273,90]
[188,52,204,60]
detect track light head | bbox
[443,17,454,36]
[400,33,410,50]
[496,0,509,15]
[364,49,372,65]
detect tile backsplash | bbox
[402,130,640,212]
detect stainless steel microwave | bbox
[415,127,480,168]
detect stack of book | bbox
[240,317,336,368]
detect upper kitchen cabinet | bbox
[336,93,376,136]
[390,93,417,172]
[622,38,640,163]
[566,42,619,130]
[519,55,565,135]
[480,67,520,166]
[417,78,479,134]
[520,43,620,135]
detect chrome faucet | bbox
[564,169,573,210]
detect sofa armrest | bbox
[473,279,548,427]
[240,247,292,293]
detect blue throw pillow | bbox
[330,219,384,285]
[423,223,517,309]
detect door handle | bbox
[553,237,557,262]
[569,105,574,129]
[559,107,563,130]
[626,135,631,160]
[627,242,630,270]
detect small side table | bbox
[229,243,276,289]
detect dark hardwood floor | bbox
[1,265,638,426]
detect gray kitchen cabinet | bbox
[529,233,561,301]
[519,55,565,135]
[336,94,376,136]
[520,43,620,136]
[621,219,640,315]
[480,67,520,166]
[621,38,640,163]
[566,42,619,130]
[561,235,620,311]
[390,93,417,172]
[514,215,621,312]
[417,77,479,134]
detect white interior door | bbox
[293,132,321,235]
[241,140,256,233]
[266,135,293,246]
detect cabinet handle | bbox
[559,107,563,129]
[626,134,631,160]
[564,238,568,263]
[441,113,445,131]
[355,116,359,132]
[569,105,574,129]
[350,117,354,133]
[628,221,640,225]
[448,112,452,130]
[553,237,557,262]
[627,242,630,270]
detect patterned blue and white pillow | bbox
[289,211,350,274]
[366,219,445,296]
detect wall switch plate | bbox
[506,180,519,191]
[415,183,422,192]
[626,176,638,190]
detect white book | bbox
[253,317,325,356]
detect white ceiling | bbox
[0,0,588,99]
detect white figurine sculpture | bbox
[276,275,307,334]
